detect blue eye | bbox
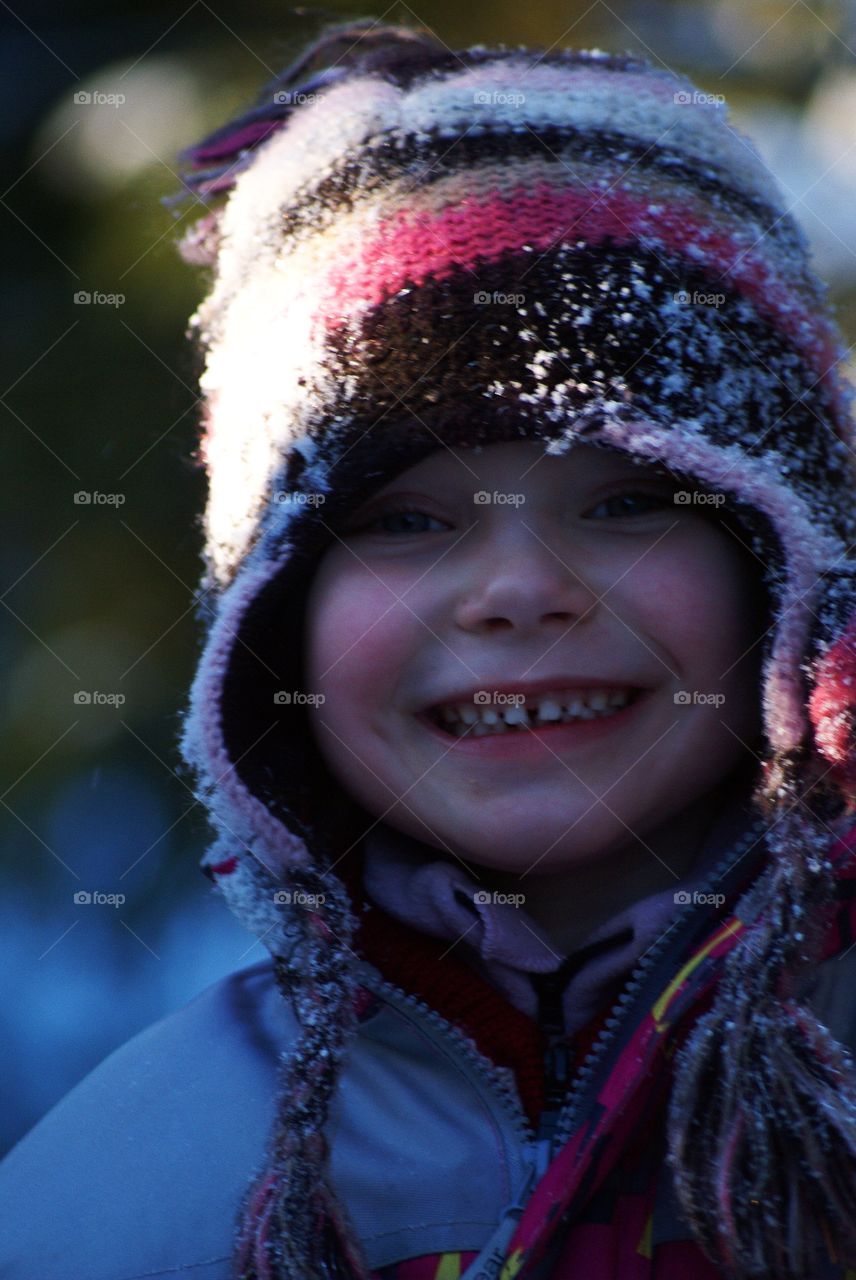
[354,506,448,535]
[586,490,674,519]
[346,487,677,535]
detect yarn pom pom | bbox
[809,614,856,807]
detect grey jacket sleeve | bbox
[0,961,289,1280]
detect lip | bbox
[418,675,649,716]
[415,688,654,758]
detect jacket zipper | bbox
[359,967,543,1280]
[538,979,569,1120]
[360,968,536,1150]
[360,815,769,1184]
[532,970,573,1177]
[545,815,769,1160]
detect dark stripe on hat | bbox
[298,241,850,534]
[278,125,802,262]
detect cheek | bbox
[303,563,413,709]
[688,534,766,663]
[625,531,758,671]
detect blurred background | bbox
[3,0,856,1156]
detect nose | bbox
[453,525,601,634]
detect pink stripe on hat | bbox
[315,181,840,404]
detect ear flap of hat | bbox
[805,566,856,813]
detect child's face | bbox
[303,441,766,874]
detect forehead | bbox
[373,440,673,487]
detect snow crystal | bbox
[293,435,318,462]
[660,370,689,395]
[529,349,557,369]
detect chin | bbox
[455,826,599,873]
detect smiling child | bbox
[5,19,856,1280]
[304,440,768,956]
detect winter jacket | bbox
[3,815,856,1280]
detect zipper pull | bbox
[532,969,574,1175]
[535,1039,572,1176]
[543,1038,572,1107]
[458,1159,542,1280]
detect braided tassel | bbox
[666,793,856,1277]
[215,858,371,1280]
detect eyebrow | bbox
[355,458,685,502]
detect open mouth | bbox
[423,686,646,739]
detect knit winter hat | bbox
[168,22,856,1280]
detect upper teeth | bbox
[433,687,633,734]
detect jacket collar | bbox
[359,770,761,1036]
